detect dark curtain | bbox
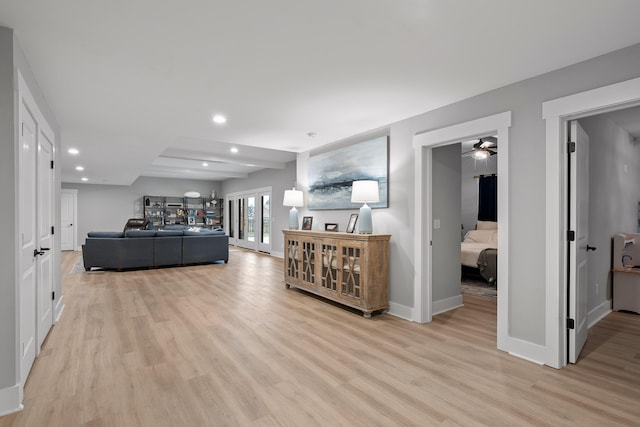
[478,175,497,221]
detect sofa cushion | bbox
[88,231,124,238]
[155,230,183,237]
[163,225,187,230]
[125,230,157,238]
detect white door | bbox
[60,190,76,251]
[36,131,54,350]
[568,120,590,363]
[18,102,37,382]
[236,195,258,250]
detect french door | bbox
[227,187,272,253]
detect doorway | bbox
[413,111,511,353]
[543,76,640,368]
[226,187,272,253]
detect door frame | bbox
[542,76,640,369]
[60,189,78,251]
[413,111,511,352]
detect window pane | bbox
[262,195,270,244]
[247,197,256,242]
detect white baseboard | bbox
[387,301,413,320]
[54,296,65,323]
[270,251,284,259]
[0,383,23,417]
[505,336,546,366]
[432,294,463,316]
[588,299,612,329]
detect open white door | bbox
[568,120,590,363]
[18,100,37,383]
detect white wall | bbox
[0,27,61,414]
[0,26,17,395]
[461,155,497,234]
[62,177,221,246]
[579,115,640,317]
[221,161,296,256]
[296,43,640,351]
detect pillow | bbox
[463,230,497,244]
[476,220,498,230]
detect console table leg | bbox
[363,311,372,319]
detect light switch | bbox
[433,219,441,229]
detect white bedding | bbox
[460,228,497,268]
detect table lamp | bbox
[351,180,379,234]
[283,188,304,229]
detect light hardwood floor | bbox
[1,249,639,426]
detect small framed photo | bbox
[324,223,338,232]
[302,216,313,230]
[188,216,195,225]
[346,214,358,233]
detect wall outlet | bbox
[595,282,599,295]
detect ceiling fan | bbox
[462,136,497,159]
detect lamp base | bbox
[358,203,373,234]
[289,207,299,230]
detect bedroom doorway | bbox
[413,111,511,354]
[543,76,640,368]
[460,137,498,300]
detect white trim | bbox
[542,76,640,369]
[432,295,463,316]
[508,340,546,366]
[270,251,284,259]
[387,302,413,320]
[0,384,23,417]
[587,300,612,329]
[413,111,511,353]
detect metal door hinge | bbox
[567,318,575,329]
[51,160,54,169]
[51,291,55,301]
[51,226,55,235]
[568,141,576,153]
[567,230,575,241]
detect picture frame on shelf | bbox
[346,214,358,233]
[324,223,338,232]
[188,216,195,225]
[302,216,313,230]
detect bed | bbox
[461,221,498,285]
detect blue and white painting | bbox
[308,136,388,210]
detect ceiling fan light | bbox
[473,150,489,160]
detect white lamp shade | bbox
[283,189,304,207]
[351,180,380,203]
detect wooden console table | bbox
[283,230,390,318]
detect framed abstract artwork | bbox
[308,136,388,210]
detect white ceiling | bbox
[2,1,640,185]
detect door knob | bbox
[586,245,597,251]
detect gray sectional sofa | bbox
[82,228,229,271]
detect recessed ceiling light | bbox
[202,162,209,167]
[75,166,84,171]
[230,147,238,153]
[212,115,227,124]
[81,177,88,182]
[68,148,79,155]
